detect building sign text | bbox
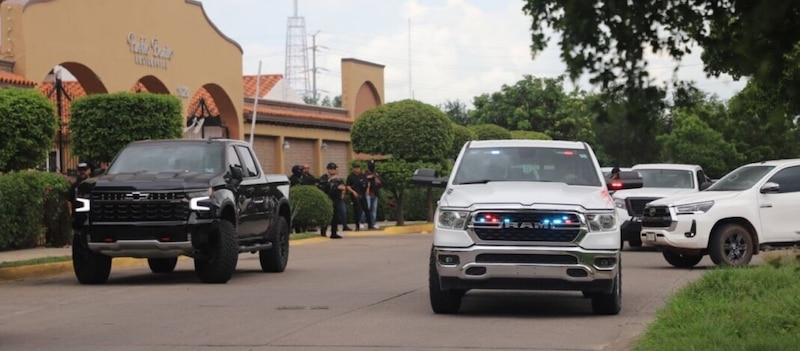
[176,86,190,99]
[127,32,174,69]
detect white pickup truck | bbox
[413,139,642,315]
[640,159,800,268]
[612,164,713,248]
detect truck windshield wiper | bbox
[458,179,493,185]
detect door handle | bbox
[760,204,772,208]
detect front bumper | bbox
[641,213,709,250]
[433,245,619,293]
[77,213,218,258]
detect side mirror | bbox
[412,168,448,188]
[607,171,643,191]
[760,182,780,194]
[229,165,244,182]
[699,181,713,191]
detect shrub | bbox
[0,88,57,172]
[69,92,183,165]
[468,123,512,140]
[510,130,552,140]
[289,185,333,232]
[0,171,71,250]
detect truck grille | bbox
[470,211,582,242]
[475,253,578,265]
[626,197,660,216]
[90,191,190,222]
[641,206,672,228]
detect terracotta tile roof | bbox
[243,105,351,123]
[243,74,283,98]
[187,88,218,117]
[0,71,36,87]
[38,81,88,128]
[130,81,149,93]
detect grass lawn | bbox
[0,256,72,269]
[633,253,800,351]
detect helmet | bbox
[326,162,338,170]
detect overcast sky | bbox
[199,0,747,107]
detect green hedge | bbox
[289,185,333,232]
[0,171,71,250]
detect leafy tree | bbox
[468,124,511,140]
[69,92,183,164]
[470,75,567,131]
[722,81,800,164]
[657,110,741,178]
[351,99,453,225]
[510,130,551,140]
[439,99,470,126]
[0,88,57,172]
[521,1,800,116]
[450,124,476,160]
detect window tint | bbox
[696,170,707,186]
[766,166,800,193]
[236,145,260,177]
[106,143,223,175]
[706,165,775,191]
[453,147,601,186]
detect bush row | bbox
[0,171,72,251]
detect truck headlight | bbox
[437,209,469,230]
[614,198,626,210]
[675,201,714,215]
[188,188,213,211]
[586,213,617,232]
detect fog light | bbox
[465,267,486,275]
[438,255,459,266]
[567,268,588,277]
[594,257,617,269]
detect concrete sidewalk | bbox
[0,221,433,283]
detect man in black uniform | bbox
[67,162,91,214]
[346,162,373,231]
[318,162,346,239]
[299,164,318,185]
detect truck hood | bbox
[81,171,220,192]
[612,187,695,200]
[647,190,740,207]
[440,182,613,211]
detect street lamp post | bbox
[55,69,64,173]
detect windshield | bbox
[706,165,775,191]
[106,142,224,175]
[452,146,601,186]
[636,169,694,189]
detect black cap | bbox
[611,167,620,173]
[326,162,338,170]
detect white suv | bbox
[640,159,800,267]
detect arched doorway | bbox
[37,62,107,174]
[354,81,381,119]
[130,75,170,94]
[184,83,239,140]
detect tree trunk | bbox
[426,187,434,222]
[395,190,405,226]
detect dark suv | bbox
[72,139,291,284]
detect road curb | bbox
[0,223,433,283]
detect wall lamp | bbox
[282,140,290,150]
[321,142,328,150]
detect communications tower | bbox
[284,0,310,98]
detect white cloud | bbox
[199,0,746,107]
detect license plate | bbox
[644,232,656,242]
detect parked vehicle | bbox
[640,159,800,268]
[413,139,642,315]
[613,164,713,248]
[71,139,291,284]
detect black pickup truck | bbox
[71,139,291,284]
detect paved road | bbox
[0,233,711,351]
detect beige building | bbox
[0,0,384,176]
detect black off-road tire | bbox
[428,248,465,314]
[148,257,178,273]
[259,216,290,272]
[194,219,239,283]
[662,250,703,268]
[72,233,112,285]
[708,223,754,267]
[591,268,622,315]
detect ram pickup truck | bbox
[72,139,292,284]
[641,159,800,268]
[413,139,642,315]
[613,164,713,248]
